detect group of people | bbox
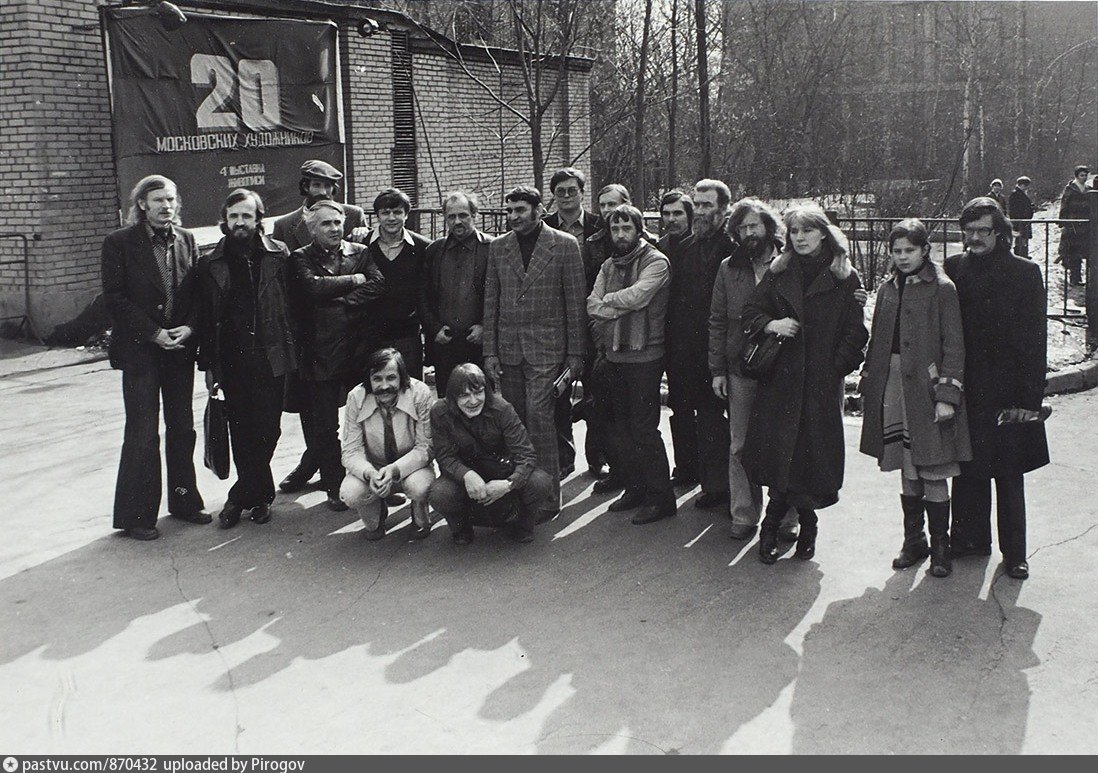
[102,159,1059,580]
[987,167,1092,287]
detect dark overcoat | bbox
[859,261,972,466]
[1008,188,1034,238]
[1058,181,1090,250]
[742,256,868,507]
[944,245,1049,476]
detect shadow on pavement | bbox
[789,557,1040,753]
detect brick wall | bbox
[0,3,592,336]
[0,0,116,334]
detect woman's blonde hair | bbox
[769,203,853,280]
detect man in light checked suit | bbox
[483,185,586,522]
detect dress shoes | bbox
[170,510,213,525]
[408,521,432,540]
[758,529,780,564]
[452,529,474,545]
[385,493,407,507]
[326,494,349,512]
[363,519,387,541]
[249,504,272,524]
[609,490,646,512]
[778,524,800,543]
[729,523,758,541]
[559,463,576,480]
[125,526,160,541]
[592,476,625,495]
[218,501,243,529]
[1005,561,1029,580]
[631,496,676,525]
[695,491,729,509]
[794,529,817,560]
[278,467,315,493]
[586,464,608,480]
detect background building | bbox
[0,0,593,338]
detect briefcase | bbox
[203,386,231,480]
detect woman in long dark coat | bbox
[743,204,869,564]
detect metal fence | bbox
[390,207,1088,324]
[833,216,1089,322]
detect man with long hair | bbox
[102,175,207,540]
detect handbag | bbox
[203,385,231,480]
[740,327,784,380]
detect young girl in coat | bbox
[859,219,972,577]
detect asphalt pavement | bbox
[1,343,1096,754]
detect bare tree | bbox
[633,0,654,204]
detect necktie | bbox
[151,230,175,320]
[381,404,399,463]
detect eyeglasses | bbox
[554,187,581,197]
[962,226,994,238]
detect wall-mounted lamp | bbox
[153,1,187,31]
[357,18,382,37]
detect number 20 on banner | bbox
[191,54,282,132]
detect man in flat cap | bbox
[274,159,368,494]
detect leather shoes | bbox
[559,463,576,479]
[778,524,800,543]
[408,521,432,540]
[758,529,780,564]
[729,523,757,541]
[609,490,646,512]
[695,491,729,509]
[326,494,349,512]
[794,529,817,560]
[631,497,676,525]
[125,526,160,541]
[279,467,315,493]
[385,493,406,507]
[586,464,608,480]
[218,501,243,529]
[170,510,212,525]
[249,504,272,524]
[363,517,387,541]
[1005,561,1029,580]
[592,476,625,495]
[452,530,474,545]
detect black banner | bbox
[104,8,344,227]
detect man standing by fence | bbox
[1059,165,1091,286]
[1008,176,1035,258]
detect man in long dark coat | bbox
[945,197,1049,580]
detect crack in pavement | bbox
[170,551,243,753]
[1026,522,1098,560]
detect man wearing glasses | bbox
[544,169,605,480]
[944,197,1048,580]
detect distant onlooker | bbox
[1008,176,1035,258]
[988,179,1008,214]
[1058,165,1091,285]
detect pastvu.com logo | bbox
[3,757,19,773]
